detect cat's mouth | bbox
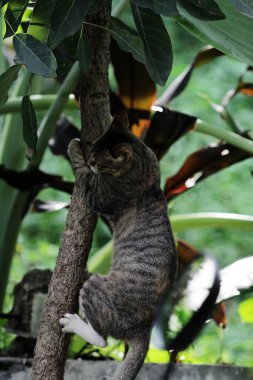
[89,164,99,174]
[88,160,109,174]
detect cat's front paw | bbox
[67,138,81,157]
[59,313,80,334]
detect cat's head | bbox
[87,110,134,176]
[87,109,160,188]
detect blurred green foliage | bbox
[3,16,253,366]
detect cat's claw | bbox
[59,313,79,333]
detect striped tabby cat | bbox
[59,111,177,380]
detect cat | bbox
[59,110,177,380]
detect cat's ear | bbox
[110,109,129,133]
[93,109,129,144]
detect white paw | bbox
[59,313,80,334]
[59,313,107,348]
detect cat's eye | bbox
[111,144,132,161]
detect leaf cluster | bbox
[0,0,253,160]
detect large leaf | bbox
[110,40,151,103]
[28,0,56,43]
[218,256,253,303]
[155,46,223,106]
[155,254,220,351]
[131,4,173,86]
[131,0,178,16]
[238,298,253,323]
[48,0,95,46]
[177,0,225,21]
[13,33,57,78]
[28,0,101,46]
[87,0,103,15]
[144,107,196,160]
[177,239,227,328]
[222,78,253,107]
[0,64,21,107]
[77,32,93,73]
[4,0,29,38]
[230,0,253,19]
[111,17,145,65]
[1,1,9,8]
[177,1,253,66]
[164,137,251,201]
[53,32,80,83]
[21,95,38,161]
[110,40,156,139]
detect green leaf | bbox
[4,0,29,38]
[131,4,173,85]
[48,0,95,46]
[111,17,145,65]
[131,0,178,16]
[177,1,253,66]
[77,33,93,72]
[88,0,103,15]
[238,298,253,323]
[13,33,57,78]
[21,95,38,161]
[28,0,56,43]
[0,65,21,107]
[1,1,9,8]
[230,0,253,19]
[177,0,225,21]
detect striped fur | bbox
[67,111,177,380]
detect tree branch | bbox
[31,1,112,379]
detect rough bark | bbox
[80,5,112,142]
[30,1,112,379]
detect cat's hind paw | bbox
[59,313,107,348]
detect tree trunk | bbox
[30,2,112,379]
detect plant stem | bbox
[0,71,34,311]
[0,66,80,311]
[0,191,28,311]
[35,62,80,165]
[0,95,77,115]
[88,212,253,274]
[171,212,253,231]
[0,10,5,74]
[195,119,253,154]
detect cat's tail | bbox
[111,337,149,380]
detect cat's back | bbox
[111,189,176,292]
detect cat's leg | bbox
[111,337,150,380]
[59,313,106,348]
[67,139,90,181]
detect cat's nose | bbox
[88,157,99,173]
